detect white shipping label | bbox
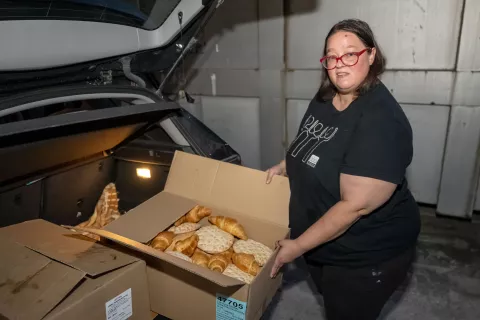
[105,288,133,320]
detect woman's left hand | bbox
[270,239,305,278]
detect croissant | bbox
[219,246,234,263]
[150,231,175,251]
[174,234,199,257]
[232,253,260,276]
[186,205,212,223]
[208,216,248,240]
[192,248,210,268]
[174,215,186,227]
[208,254,229,273]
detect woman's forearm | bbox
[295,200,361,253]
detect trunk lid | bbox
[0,0,221,95]
[0,86,182,188]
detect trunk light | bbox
[136,168,151,179]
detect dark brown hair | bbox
[316,19,386,102]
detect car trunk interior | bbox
[0,88,241,229]
[0,126,188,229]
[0,94,196,228]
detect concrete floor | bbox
[261,210,480,320]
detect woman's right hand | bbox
[266,160,286,184]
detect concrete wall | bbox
[181,0,480,219]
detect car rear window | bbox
[0,0,181,30]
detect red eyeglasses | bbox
[320,48,371,70]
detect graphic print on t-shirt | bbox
[289,114,338,167]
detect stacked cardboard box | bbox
[0,219,151,320]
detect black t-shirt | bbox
[286,81,421,268]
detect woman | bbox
[267,19,421,320]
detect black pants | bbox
[306,247,415,320]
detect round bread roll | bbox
[195,225,234,254]
[169,222,201,234]
[233,239,273,266]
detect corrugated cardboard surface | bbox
[165,151,290,227]
[0,237,85,320]
[0,219,150,320]
[69,151,291,320]
[45,260,150,320]
[1,219,137,276]
[105,191,198,243]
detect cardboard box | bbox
[72,151,291,320]
[0,219,151,320]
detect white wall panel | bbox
[286,70,321,100]
[382,71,454,105]
[286,0,463,70]
[259,0,285,70]
[193,0,259,70]
[286,70,454,105]
[457,0,480,71]
[258,70,286,169]
[452,72,480,106]
[475,177,480,212]
[437,106,480,219]
[200,96,261,169]
[187,69,260,97]
[286,99,310,145]
[401,104,450,204]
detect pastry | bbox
[166,250,192,263]
[73,182,121,236]
[232,253,260,276]
[208,216,248,240]
[173,234,199,257]
[223,264,254,284]
[169,222,202,234]
[195,225,234,254]
[192,249,210,268]
[219,246,234,263]
[150,231,175,251]
[233,239,273,266]
[166,232,195,251]
[174,215,186,227]
[185,205,212,223]
[208,254,229,273]
[173,205,212,226]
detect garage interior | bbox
[156,0,480,319]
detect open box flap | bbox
[164,151,291,227]
[104,191,198,243]
[0,235,86,320]
[67,226,246,288]
[0,219,138,277]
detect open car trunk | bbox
[1,147,176,228]
[0,85,241,228]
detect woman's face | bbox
[325,31,376,94]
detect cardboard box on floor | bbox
[0,219,151,320]
[72,151,291,320]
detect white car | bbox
[0,0,240,227]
